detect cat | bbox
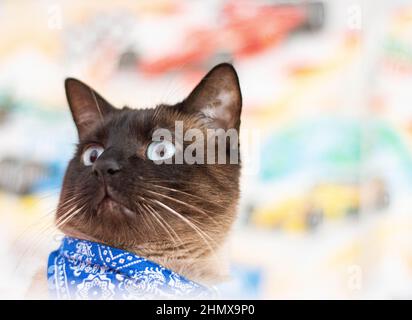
[28,63,242,298]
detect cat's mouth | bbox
[98,187,135,218]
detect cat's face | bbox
[57,64,242,258]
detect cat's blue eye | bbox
[82,145,104,166]
[147,141,175,161]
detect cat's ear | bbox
[65,78,115,140]
[182,63,242,130]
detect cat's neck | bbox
[133,242,231,285]
[61,229,230,285]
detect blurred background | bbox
[1,0,412,299]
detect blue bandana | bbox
[47,236,211,299]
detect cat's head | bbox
[57,63,242,262]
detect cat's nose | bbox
[93,159,121,178]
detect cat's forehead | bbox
[111,107,154,130]
[93,105,178,142]
[104,108,154,140]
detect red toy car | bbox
[140,1,324,75]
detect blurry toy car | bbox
[0,94,14,124]
[250,183,361,232]
[140,1,325,75]
[250,179,390,233]
[0,157,63,195]
[62,1,324,79]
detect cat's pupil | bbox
[90,150,98,163]
[159,147,165,158]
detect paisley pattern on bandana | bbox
[47,236,211,299]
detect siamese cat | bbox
[28,63,242,298]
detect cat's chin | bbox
[98,197,135,218]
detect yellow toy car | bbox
[251,183,361,232]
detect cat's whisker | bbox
[144,189,221,227]
[140,204,176,247]
[146,184,226,210]
[14,201,85,266]
[55,203,87,230]
[12,194,82,264]
[152,199,217,245]
[150,199,217,258]
[53,203,83,230]
[140,201,184,247]
[11,208,56,248]
[12,191,79,245]
[11,200,82,273]
[146,179,215,188]
[28,197,84,242]
[135,197,178,246]
[134,201,157,238]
